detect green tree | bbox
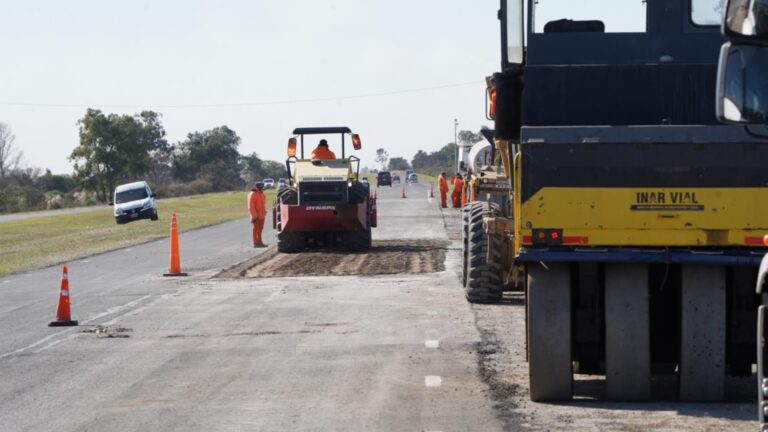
[387,157,411,171]
[375,148,389,171]
[458,130,483,147]
[173,126,243,191]
[69,109,167,202]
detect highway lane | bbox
[0,182,501,431]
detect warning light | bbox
[550,231,560,240]
[351,134,362,150]
[764,235,768,246]
[489,88,497,120]
[287,137,297,157]
[537,231,546,240]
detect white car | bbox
[112,181,158,224]
[407,173,419,183]
[361,177,369,186]
[263,178,275,189]
[278,178,288,189]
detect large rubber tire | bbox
[465,202,503,304]
[461,202,480,287]
[277,189,303,253]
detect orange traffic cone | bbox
[429,184,435,198]
[461,185,467,208]
[401,187,407,199]
[163,213,188,277]
[49,265,78,327]
[470,185,476,202]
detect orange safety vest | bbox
[310,146,337,160]
[438,175,449,193]
[248,190,266,220]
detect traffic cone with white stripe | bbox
[49,265,78,327]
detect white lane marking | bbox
[0,294,152,360]
[426,311,438,316]
[80,260,89,263]
[425,375,442,387]
[2,279,12,284]
[425,340,440,349]
[124,248,133,252]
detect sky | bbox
[0,0,502,174]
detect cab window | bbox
[532,0,647,33]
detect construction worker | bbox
[451,173,464,208]
[248,182,267,248]
[438,172,449,208]
[310,139,337,160]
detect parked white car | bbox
[112,181,158,224]
[278,178,288,189]
[263,178,275,189]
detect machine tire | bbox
[461,202,480,287]
[277,232,305,253]
[465,202,503,304]
[276,188,303,253]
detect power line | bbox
[0,80,482,110]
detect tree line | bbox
[0,110,286,214]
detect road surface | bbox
[0,182,755,431]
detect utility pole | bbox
[454,118,459,173]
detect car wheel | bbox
[151,210,159,221]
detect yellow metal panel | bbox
[520,187,768,247]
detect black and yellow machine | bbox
[474,0,768,404]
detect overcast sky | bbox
[0,0,502,174]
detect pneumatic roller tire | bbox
[527,262,573,401]
[465,202,503,304]
[276,188,303,253]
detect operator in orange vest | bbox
[248,182,267,248]
[438,172,449,208]
[310,139,337,160]
[451,173,464,208]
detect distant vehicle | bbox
[377,171,392,187]
[392,174,401,184]
[111,181,158,225]
[263,178,275,189]
[407,173,419,183]
[278,178,288,189]
[404,169,414,180]
[361,177,369,186]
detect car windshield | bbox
[115,188,148,204]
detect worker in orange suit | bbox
[310,139,337,160]
[451,173,464,208]
[438,172,449,208]
[248,182,267,248]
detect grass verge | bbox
[0,190,276,277]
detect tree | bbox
[69,109,167,202]
[388,157,411,171]
[173,126,243,191]
[0,123,22,177]
[458,130,484,147]
[375,148,389,171]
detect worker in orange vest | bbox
[438,172,449,208]
[451,173,464,208]
[310,139,337,160]
[248,183,267,248]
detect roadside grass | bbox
[0,190,276,277]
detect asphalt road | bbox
[0,182,501,431]
[1,181,755,431]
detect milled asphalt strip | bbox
[0,294,153,360]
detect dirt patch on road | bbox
[217,240,448,279]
